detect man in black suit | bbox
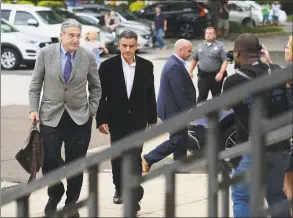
[96,30,157,211]
[142,39,197,173]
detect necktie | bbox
[64,53,72,84]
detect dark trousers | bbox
[197,73,224,103]
[110,125,144,202]
[144,128,188,166]
[40,111,92,204]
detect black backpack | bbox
[235,63,289,119]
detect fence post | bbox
[207,111,220,217]
[220,163,230,217]
[249,95,266,217]
[88,165,99,217]
[17,196,29,217]
[123,149,139,217]
[165,172,175,217]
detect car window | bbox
[1,20,18,33]
[168,3,187,11]
[80,15,98,25]
[36,10,63,24]
[1,10,11,20]
[14,11,36,25]
[144,4,168,13]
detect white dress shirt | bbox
[121,55,136,99]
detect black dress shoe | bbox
[44,198,59,217]
[136,202,141,212]
[64,203,80,218]
[113,191,123,204]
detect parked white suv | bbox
[228,1,263,26]
[1,4,105,44]
[1,18,51,70]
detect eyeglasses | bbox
[284,45,289,50]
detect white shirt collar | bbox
[173,54,186,66]
[121,55,136,67]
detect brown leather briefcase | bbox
[15,121,44,182]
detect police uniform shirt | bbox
[192,40,228,73]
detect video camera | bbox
[226,50,234,63]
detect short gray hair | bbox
[119,30,138,41]
[61,19,82,33]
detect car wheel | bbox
[180,23,195,39]
[1,48,20,70]
[222,125,236,149]
[242,18,255,27]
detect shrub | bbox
[37,1,64,6]
[129,1,146,12]
[229,21,284,34]
[287,15,293,22]
[16,0,34,4]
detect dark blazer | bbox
[157,55,197,120]
[96,54,157,130]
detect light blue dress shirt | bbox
[60,44,75,75]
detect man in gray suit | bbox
[28,19,101,217]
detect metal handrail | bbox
[2,66,292,217]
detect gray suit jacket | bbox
[29,43,102,127]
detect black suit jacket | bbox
[96,54,157,131]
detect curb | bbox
[228,31,291,41]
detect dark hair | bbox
[119,30,138,41]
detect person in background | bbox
[217,0,230,39]
[283,35,293,217]
[222,33,291,217]
[106,11,120,32]
[153,7,167,50]
[189,27,228,103]
[271,1,280,26]
[104,11,110,25]
[262,0,271,26]
[83,30,109,69]
[142,39,197,173]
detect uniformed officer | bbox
[189,27,228,103]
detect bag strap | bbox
[235,69,252,80]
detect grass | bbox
[287,15,293,22]
[229,21,284,34]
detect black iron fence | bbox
[1,65,293,217]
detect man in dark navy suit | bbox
[142,39,197,173]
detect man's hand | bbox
[98,124,109,135]
[260,45,272,64]
[215,73,223,82]
[29,111,39,123]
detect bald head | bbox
[174,39,192,60]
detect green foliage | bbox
[229,21,284,34]
[15,0,34,4]
[37,1,64,6]
[287,15,293,22]
[129,1,146,12]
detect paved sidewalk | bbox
[1,135,235,217]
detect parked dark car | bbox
[134,0,212,39]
